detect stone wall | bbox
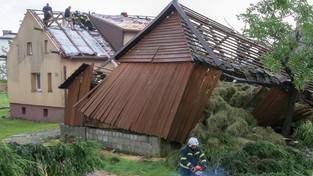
[60,124,175,157]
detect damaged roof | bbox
[28,9,114,58]
[90,13,153,31]
[114,1,289,86]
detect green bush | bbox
[221,141,313,175]
[0,143,27,176]
[1,139,104,176]
[294,121,313,147]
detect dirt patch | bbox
[87,170,116,176]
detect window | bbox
[44,40,48,54]
[27,42,32,56]
[43,109,48,117]
[22,107,26,114]
[48,73,52,92]
[31,73,41,92]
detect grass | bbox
[0,92,58,139]
[0,118,59,139]
[0,92,8,108]
[102,153,178,176]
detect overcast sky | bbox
[1,0,313,34]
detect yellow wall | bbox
[8,11,106,108]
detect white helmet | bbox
[187,137,199,147]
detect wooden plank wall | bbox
[169,66,222,142]
[119,10,192,63]
[253,87,289,126]
[64,64,93,126]
[79,62,194,140]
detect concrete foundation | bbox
[60,124,177,157]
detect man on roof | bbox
[42,3,53,26]
[63,6,72,27]
[179,137,208,176]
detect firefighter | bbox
[179,137,207,176]
[63,6,72,27]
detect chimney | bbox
[2,30,12,36]
[121,12,128,17]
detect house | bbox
[75,0,291,144]
[7,9,150,122]
[0,30,16,59]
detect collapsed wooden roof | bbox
[114,0,289,86]
[77,1,311,142]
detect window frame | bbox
[26,42,32,56]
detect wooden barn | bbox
[72,0,296,143]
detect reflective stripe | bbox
[195,152,200,155]
[201,159,207,163]
[186,162,192,167]
[180,163,190,169]
[200,153,205,158]
[180,157,187,160]
[187,153,193,156]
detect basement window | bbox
[27,42,32,56]
[22,107,26,114]
[43,109,48,117]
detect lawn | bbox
[103,154,178,176]
[0,118,59,139]
[0,92,59,139]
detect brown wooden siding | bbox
[253,87,289,126]
[169,66,222,142]
[80,62,194,140]
[64,64,93,126]
[119,11,192,63]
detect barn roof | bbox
[28,9,114,58]
[114,0,289,86]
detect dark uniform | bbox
[64,7,71,18]
[43,4,53,26]
[179,146,207,176]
